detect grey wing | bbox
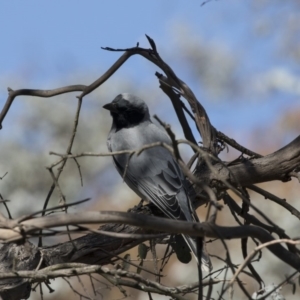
[113,146,194,222]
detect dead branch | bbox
[194,135,300,186]
[0,210,299,270]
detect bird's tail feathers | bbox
[182,234,212,272]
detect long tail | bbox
[182,234,212,272]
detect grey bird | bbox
[103,93,212,271]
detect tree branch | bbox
[0,210,299,270]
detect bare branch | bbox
[195,135,300,185]
[0,210,299,271]
[228,239,300,290]
[247,184,300,220]
[0,85,86,129]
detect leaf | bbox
[122,253,131,271]
[137,259,144,274]
[138,243,148,259]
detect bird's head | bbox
[103,93,150,129]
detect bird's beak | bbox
[103,103,118,112]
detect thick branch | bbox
[0,210,299,270]
[0,202,299,299]
[195,135,300,186]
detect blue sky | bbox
[0,0,299,150]
[0,1,244,76]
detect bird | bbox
[103,93,212,271]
